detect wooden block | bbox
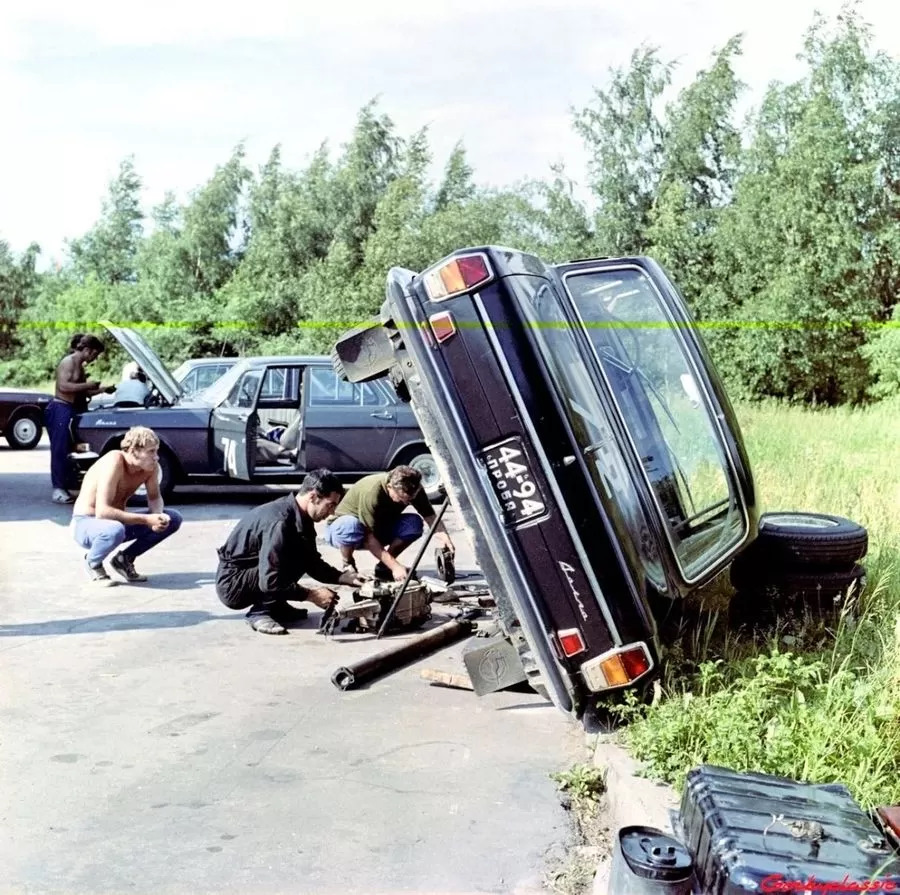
[420,668,474,690]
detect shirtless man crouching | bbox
[71,426,182,586]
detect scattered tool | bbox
[331,611,479,691]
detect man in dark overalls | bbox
[215,469,363,635]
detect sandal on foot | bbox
[246,614,287,635]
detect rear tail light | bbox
[580,643,653,692]
[422,252,492,302]
[428,311,457,344]
[556,628,586,658]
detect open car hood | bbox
[100,322,182,406]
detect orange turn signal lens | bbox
[428,312,457,344]
[599,654,629,688]
[580,642,653,692]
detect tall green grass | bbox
[620,398,900,806]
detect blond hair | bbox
[121,426,160,453]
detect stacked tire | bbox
[729,512,868,622]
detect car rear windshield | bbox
[521,267,747,581]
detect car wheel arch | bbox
[99,434,182,492]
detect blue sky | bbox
[1,0,898,266]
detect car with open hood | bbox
[68,323,436,498]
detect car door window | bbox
[308,367,385,406]
[224,370,262,409]
[181,370,198,393]
[195,364,228,392]
[258,367,298,407]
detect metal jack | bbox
[376,492,450,639]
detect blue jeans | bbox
[45,399,74,490]
[72,509,183,566]
[324,513,424,549]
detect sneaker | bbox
[85,558,117,587]
[341,560,357,575]
[110,552,147,583]
[52,489,74,504]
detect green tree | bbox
[68,157,144,284]
[574,47,672,255]
[711,9,900,403]
[434,143,475,211]
[331,100,401,265]
[0,241,40,358]
[647,37,744,316]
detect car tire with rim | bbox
[6,412,43,450]
[742,511,868,569]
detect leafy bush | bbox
[617,399,900,807]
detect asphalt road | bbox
[0,440,582,895]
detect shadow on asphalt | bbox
[0,610,238,637]
[137,572,216,590]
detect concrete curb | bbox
[590,734,680,894]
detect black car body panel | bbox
[71,327,429,493]
[333,246,759,716]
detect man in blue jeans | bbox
[46,333,114,503]
[71,426,182,586]
[324,465,454,582]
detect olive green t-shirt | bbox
[334,472,433,544]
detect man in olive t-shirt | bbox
[324,465,454,582]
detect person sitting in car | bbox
[324,465,455,582]
[113,362,151,407]
[89,361,151,409]
[254,414,302,466]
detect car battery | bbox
[678,765,900,895]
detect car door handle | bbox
[370,411,394,421]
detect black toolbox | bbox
[678,765,900,894]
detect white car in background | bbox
[171,357,239,396]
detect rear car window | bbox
[560,266,747,579]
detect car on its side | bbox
[69,324,437,499]
[333,246,865,718]
[0,388,52,449]
[171,357,238,397]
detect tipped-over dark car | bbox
[333,247,868,718]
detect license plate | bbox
[481,437,547,526]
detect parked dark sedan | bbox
[1,388,52,449]
[70,324,436,498]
